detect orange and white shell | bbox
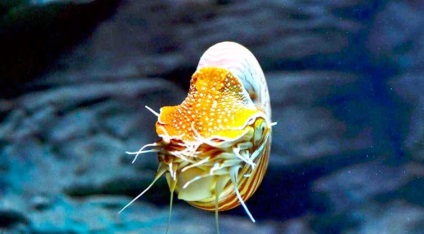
[123,41,273,224]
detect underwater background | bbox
[1,0,423,233]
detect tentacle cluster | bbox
[125,110,271,222]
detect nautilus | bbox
[120,41,274,233]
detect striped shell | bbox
[121,41,273,231]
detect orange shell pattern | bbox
[157,67,260,141]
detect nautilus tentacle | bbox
[121,41,273,233]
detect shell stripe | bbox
[189,141,270,211]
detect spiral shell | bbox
[121,41,273,230]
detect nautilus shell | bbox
[121,41,273,231]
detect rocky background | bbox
[1,0,423,233]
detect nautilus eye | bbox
[121,41,274,234]
[253,119,267,146]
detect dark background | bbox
[1,0,423,233]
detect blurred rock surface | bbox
[1,0,423,233]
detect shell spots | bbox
[157,67,259,141]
